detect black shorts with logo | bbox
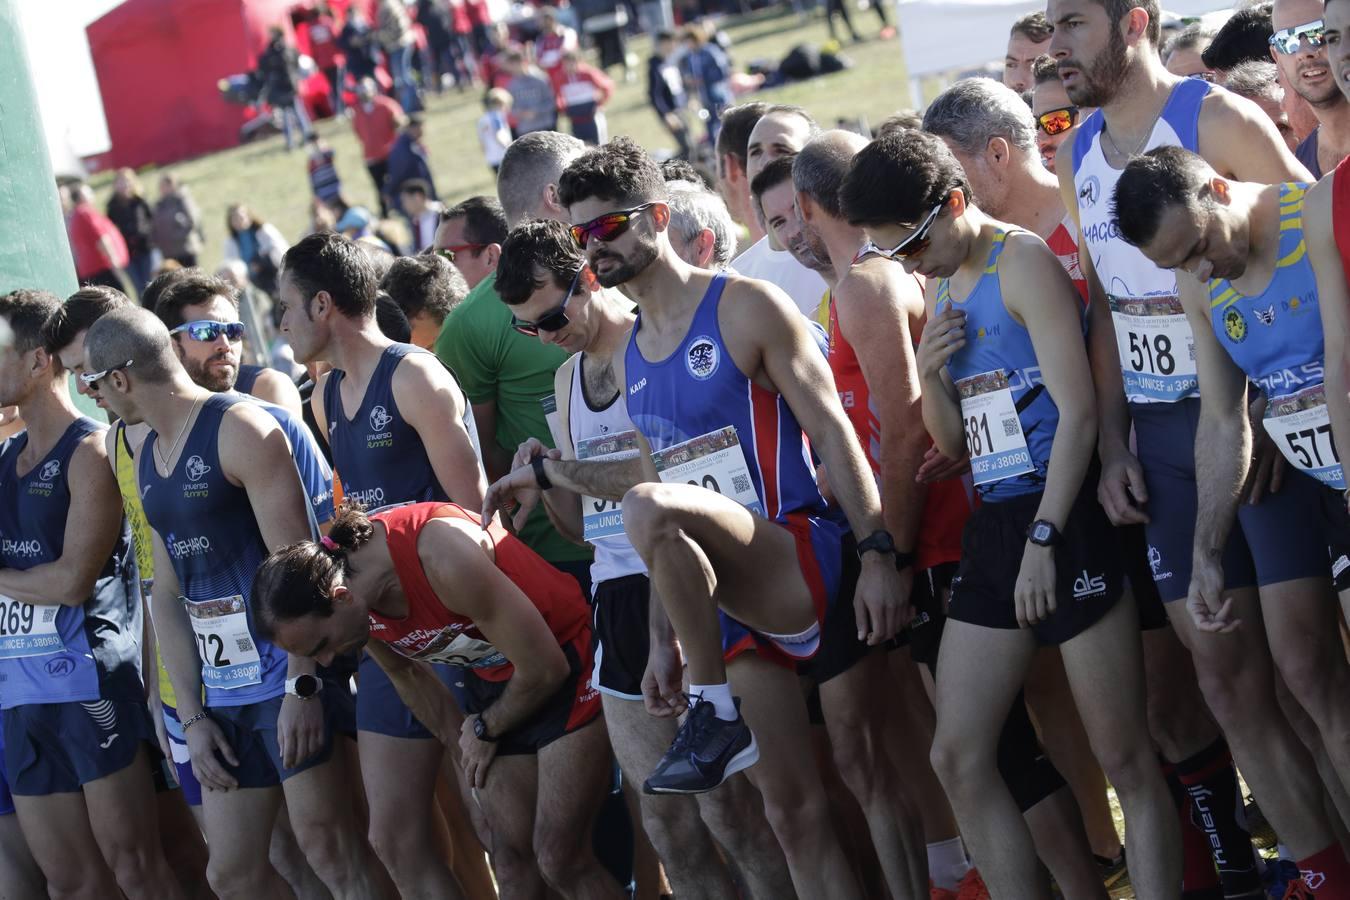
[797,531,868,685]
[1318,484,1350,593]
[591,574,652,700]
[1121,523,1169,630]
[948,484,1124,646]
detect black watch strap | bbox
[1027,519,1063,547]
[531,454,553,491]
[473,714,498,743]
[856,529,897,558]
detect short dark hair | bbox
[660,158,710,188]
[496,131,586,226]
[839,129,970,228]
[380,254,468,325]
[715,102,770,171]
[1032,54,1060,86]
[0,289,62,353]
[1010,11,1052,43]
[1090,0,1162,46]
[496,220,585,306]
[793,135,865,220]
[374,292,413,343]
[141,268,192,313]
[85,305,178,384]
[42,286,132,354]
[876,110,924,138]
[1200,3,1271,72]
[749,155,796,203]
[1111,145,1210,248]
[155,273,240,331]
[442,196,509,245]
[558,136,669,209]
[281,231,378,318]
[399,178,431,198]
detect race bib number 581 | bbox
[956,371,1034,487]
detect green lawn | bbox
[95,5,911,265]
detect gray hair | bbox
[922,77,1037,156]
[667,183,737,267]
[497,131,586,226]
[793,130,869,220]
[1222,60,1281,103]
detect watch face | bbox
[1032,523,1051,543]
[295,675,320,698]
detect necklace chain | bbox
[156,394,203,472]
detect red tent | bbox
[87,0,298,169]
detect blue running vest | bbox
[0,418,141,707]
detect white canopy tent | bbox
[897,0,1237,106]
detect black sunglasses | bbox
[512,267,583,336]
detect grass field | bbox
[95,5,913,265]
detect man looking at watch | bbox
[849,129,1180,896]
[483,136,901,900]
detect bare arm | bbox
[915,280,967,461]
[1003,236,1099,528]
[538,357,585,543]
[836,270,929,550]
[421,519,571,738]
[0,432,122,607]
[309,370,331,447]
[395,353,489,508]
[470,399,512,481]
[148,531,206,719]
[1183,281,1251,562]
[250,368,304,420]
[1308,181,1350,491]
[1200,92,1313,183]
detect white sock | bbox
[928,836,970,891]
[688,682,737,721]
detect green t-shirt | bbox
[436,272,592,564]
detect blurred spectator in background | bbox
[386,113,437,214]
[1223,59,1298,150]
[351,77,406,217]
[559,49,615,144]
[682,24,732,143]
[649,30,691,158]
[337,206,403,256]
[506,49,561,136]
[574,0,631,75]
[381,252,470,348]
[223,203,288,297]
[400,178,445,251]
[1202,2,1274,74]
[447,0,478,86]
[418,0,459,93]
[306,135,344,207]
[151,173,203,267]
[533,6,579,90]
[339,7,381,84]
[304,2,346,114]
[106,168,155,299]
[478,88,514,173]
[466,0,494,55]
[216,259,276,367]
[1004,11,1051,93]
[1162,21,1218,78]
[480,22,523,89]
[64,181,130,292]
[377,0,420,111]
[256,25,313,150]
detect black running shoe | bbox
[643,696,759,795]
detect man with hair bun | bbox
[251,499,622,900]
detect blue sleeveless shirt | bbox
[0,418,141,707]
[940,230,1069,500]
[623,274,827,522]
[1208,183,1341,488]
[234,364,264,395]
[323,343,449,508]
[139,394,286,706]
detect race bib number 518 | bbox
[1108,294,1198,404]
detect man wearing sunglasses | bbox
[538,136,900,900]
[1271,0,1350,178]
[0,291,182,900]
[83,306,381,899]
[278,231,494,899]
[1113,146,1350,897]
[487,219,773,900]
[153,272,304,419]
[1031,55,1091,172]
[1052,2,1327,897]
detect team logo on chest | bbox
[1078,176,1101,209]
[39,460,60,483]
[29,459,60,496]
[185,455,211,482]
[686,335,719,380]
[1223,307,1248,344]
[367,404,394,448]
[1254,305,1276,326]
[370,405,393,432]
